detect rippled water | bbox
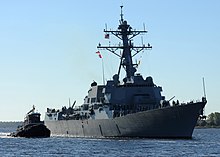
[0,123,220,156]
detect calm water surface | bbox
[0,123,220,157]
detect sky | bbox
[0,0,219,121]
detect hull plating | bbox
[45,102,204,138]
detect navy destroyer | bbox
[45,6,207,138]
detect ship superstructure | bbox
[44,6,206,138]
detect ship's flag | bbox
[105,33,109,39]
[96,51,102,58]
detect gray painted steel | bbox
[44,7,207,139]
[45,102,204,138]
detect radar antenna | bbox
[97,6,152,82]
[120,5,124,23]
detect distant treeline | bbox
[0,121,22,128]
[197,112,220,127]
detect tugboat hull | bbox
[45,102,204,138]
[11,124,51,138]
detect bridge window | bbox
[87,98,90,103]
[91,98,96,103]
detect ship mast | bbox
[97,6,152,83]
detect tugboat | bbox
[44,6,207,138]
[11,106,50,138]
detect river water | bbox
[0,123,219,156]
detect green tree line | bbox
[197,112,220,127]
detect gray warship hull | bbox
[45,102,204,138]
[44,6,207,139]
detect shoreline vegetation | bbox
[197,112,220,128]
